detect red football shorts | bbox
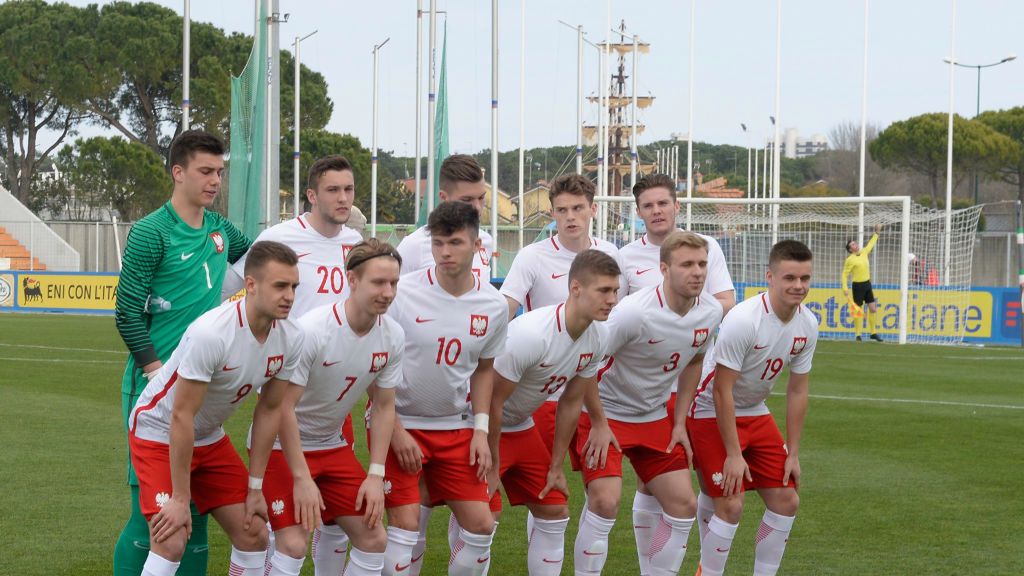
[488,425,569,513]
[686,414,796,497]
[576,412,688,486]
[383,428,489,508]
[129,434,248,519]
[531,400,583,471]
[261,446,366,530]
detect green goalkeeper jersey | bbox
[115,201,251,395]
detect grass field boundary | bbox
[772,391,1024,410]
[0,356,124,364]
[0,342,124,354]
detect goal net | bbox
[592,195,983,346]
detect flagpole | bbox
[427,0,438,216]
[491,0,499,277]
[414,0,423,224]
[518,0,526,250]
[182,0,190,130]
[772,0,782,246]
[685,0,695,229]
[371,37,390,238]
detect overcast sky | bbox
[62,0,1024,155]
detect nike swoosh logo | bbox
[334,547,346,553]
[542,558,562,563]
[551,273,567,279]
[716,547,730,553]
[754,344,768,350]
[410,552,424,563]
[632,525,651,529]
[636,268,653,275]
[181,252,195,260]
[222,365,239,371]
[476,557,490,564]
[582,550,605,556]
[539,362,555,368]
[296,252,312,259]
[648,339,664,345]
[394,562,410,571]
[415,317,434,323]
[323,360,341,367]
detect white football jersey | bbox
[229,214,363,319]
[691,292,818,419]
[270,301,406,451]
[500,235,626,312]
[396,225,495,283]
[596,285,723,422]
[493,303,607,432]
[131,298,303,446]
[618,232,734,297]
[388,267,508,430]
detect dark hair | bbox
[169,130,226,170]
[632,173,677,203]
[439,154,484,192]
[427,201,480,238]
[244,241,298,277]
[770,240,813,267]
[549,173,596,204]
[659,231,708,265]
[307,155,354,192]
[346,238,402,274]
[568,249,621,286]
[845,239,856,253]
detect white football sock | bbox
[266,549,305,576]
[526,517,568,576]
[313,523,350,576]
[632,490,663,576]
[698,516,738,576]
[382,526,418,576]
[573,508,615,575]
[408,506,433,576]
[229,547,267,576]
[647,513,694,576]
[752,510,795,576]
[344,547,385,576]
[141,552,179,576]
[695,491,714,544]
[448,527,493,576]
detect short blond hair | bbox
[659,231,708,265]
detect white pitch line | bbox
[0,356,123,365]
[0,342,124,355]
[817,350,1024,361]
[771,392,1024,410]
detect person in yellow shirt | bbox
[842,224,883,342]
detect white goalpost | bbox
[593,195,984,346]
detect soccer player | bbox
[225,154,365,568]
[842,223,884,342]
[572,231,723,576]
[381,201,509,576]
[616,173,737,555]
[114,129,252,576]
[396,155,494,282]
[261,239,405,576]
[488,249,621,575]
[686,240,818,576]
[127,241,304,576]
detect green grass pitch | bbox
[1,313,1022,575]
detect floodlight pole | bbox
[371,37,390,238]
[293,30,318,219]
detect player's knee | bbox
[385,507,420,532]
[716,496,744,524]
[234,521,269,552]
[586,489,621,519]
[771,490,799,516]
[150,530,187,561]
[664,493,696,519]
[274,529,308,558]
[360,526,388,553]
[458,515,494,535]
[530,504,569,521]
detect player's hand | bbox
[151,495,191,543]
[582,421,619,470]
[722,454,752,497]
[874,223,882,234]
[243,488,269,532]
[391,428,423,474]
[842,289,849,296]
[293,476,325,532]
[355,475,386,529]
[665,424,693,470]
[485,467,501,500]
[538,466,568,500]
[469,430,492,481]
[783,454,801,488]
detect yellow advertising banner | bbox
[739,285,992,339]
[16,273,120,311]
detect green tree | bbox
[0,0,95,203]
[975,106,1024,205]
[869,112,1017,207]
[63,136,169,221]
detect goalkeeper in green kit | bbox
[113,130,251,575]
